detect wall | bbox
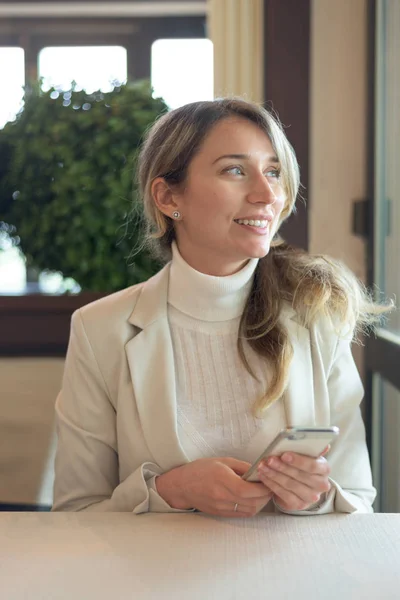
[309,0,368,375]
[0,358,64,506]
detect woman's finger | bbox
[273,452,331,476]
[258,475,316,511]
[259,457,331,493]
[319,445,331,457]
[258,467,323,504]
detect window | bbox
[1,46,129,294]
[0,48,26,293]
[151,38,213,109]
[374,3,400,336]
[381,379,400,511]
[38,46,127,92]
[369,0,400,513]
[0,47,25,129]
[0,238,26,294]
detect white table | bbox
[1,512,400,599]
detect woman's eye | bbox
[224,166,244,176]
[266,169,281,179]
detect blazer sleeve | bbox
[52,309,190,513]
[275,331,376,516]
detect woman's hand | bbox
[155,457,273,517]
[257,447,332,511]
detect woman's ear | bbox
[151,177,180,218]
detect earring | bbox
[172,211,181,220]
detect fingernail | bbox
[282,453,293,463]
[258,464,271,474]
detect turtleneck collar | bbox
[168,241,259,322]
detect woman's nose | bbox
[247,175,277,204]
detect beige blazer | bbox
[52,263,376,514]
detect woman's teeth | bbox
[235,219,268,228]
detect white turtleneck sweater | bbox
[167,242,286,463]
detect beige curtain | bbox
[207,0,264,103]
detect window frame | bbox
[363,0,400,465]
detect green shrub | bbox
[0,80,168,292]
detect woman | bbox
[52,98,389,515]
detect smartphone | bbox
[242,426,339,482]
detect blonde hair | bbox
[138,98,393,416]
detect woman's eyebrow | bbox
[213,153,280,164]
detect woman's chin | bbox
[239,241,271,259]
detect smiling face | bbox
[153,117,287,276]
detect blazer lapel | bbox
[125,264,189,471]
[280,306,316,428]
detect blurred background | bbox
[0,0,399,512]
